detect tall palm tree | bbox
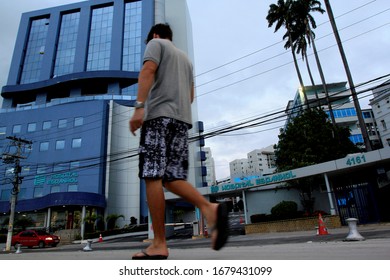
[292,0,337,126]
[283,22,320,107]
[323,0,372,151]
[266,0,309,111]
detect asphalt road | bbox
[1,223,390,260]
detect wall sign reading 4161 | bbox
[346,155,367,166]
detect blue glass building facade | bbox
[1,0,155,232]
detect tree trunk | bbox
[324,0,371,151]
[307,24,336,126]
[287,26,309,111]
[304,52,321,108]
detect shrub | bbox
[271,201,298,220]
[250,214,268,223]
[0,234,7,243]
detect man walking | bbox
[129,23,228,260]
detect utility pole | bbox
[324,0,372,151]
[1,136,32,251]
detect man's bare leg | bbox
[132,178,169,258]
[164,180,219,244]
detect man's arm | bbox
[129,60,158,136]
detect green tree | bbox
[83,213,103,233]
[106,214,125,230]
[274,108,359,171]
[275,109,359,214]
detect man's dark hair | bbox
[145,23,173,44]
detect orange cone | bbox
[318,213,329,235]
[204,226,208,237]
[98,234,103,242]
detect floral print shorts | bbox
[138,117,190,181]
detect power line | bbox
[2,74,388,186]
[195,18,390,98]
[194,0,383,81]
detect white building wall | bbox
[245,188,302,218]
[105,102,140,227]
[370,81,390,147]
[247,145,276,176]
[230,159,250,181]
[230,146,276,182]
[245,186,333,219]
[204,147,216,186]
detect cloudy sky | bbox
[1,0,389,179]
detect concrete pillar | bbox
[324,173,337,215]
[81,206,86,240]
[46,208,52,229]
[242,190,249,224]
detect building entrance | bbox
[333,182,380,225]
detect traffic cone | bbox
[239,217,244,224]
[318,213,329,235]
[204,226,208,237]
[98,234,103,242]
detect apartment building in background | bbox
[285,82,381,149]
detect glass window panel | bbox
[51,186,61,193]
[40,141,49,151]
[55,140,65,150]
[87,6,113,71]
[27,123,37,132]
[34,187,44,198]
[122,1,143,73]
[43,121,51,130]
[5,167,15,176]
[74,117,83,127]
[54,12,80,77]
[20,17,50,84]
[70,161,80,169]
[12,125,22,134]
[1,190,11,201]
[72,138,82,148]
[37,165,50,174]
[18,188,27,200]
[21,166,31,176]
[58,119,67,128]
[54,162,68,172]
[68,184,78,192]
[0,126,6,135]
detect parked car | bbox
[11,230,60,249]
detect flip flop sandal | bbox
[212,203,229,250]
[132,249,168,260]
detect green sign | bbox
[210,171,296,194]
[34,172,78,186]
[255,170,296,185]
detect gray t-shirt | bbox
[143,38,193,127]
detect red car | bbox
[12,230,60,249]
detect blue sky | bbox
[1,0,390,179]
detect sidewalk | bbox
[1,223,390,260]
